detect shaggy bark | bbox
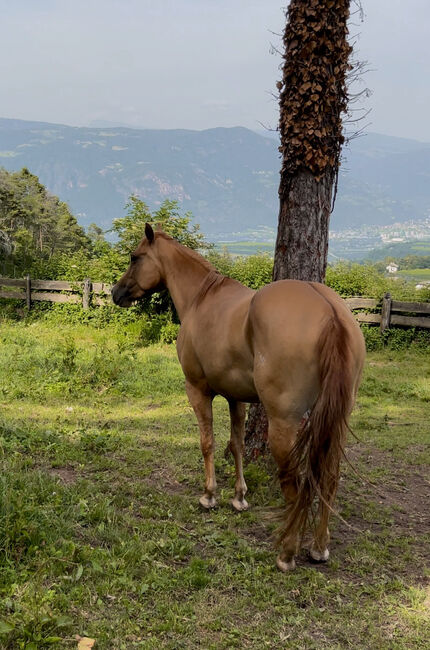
[244,0,352,461]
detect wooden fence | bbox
[346,293,430,331]
[0,277,429,332]
[0,276,112,309]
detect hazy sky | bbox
[1,0,429,141]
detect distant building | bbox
[386,263,399,274]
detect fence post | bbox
[82,278,92,309]
[26,274,31,311]
[380,292,392,332]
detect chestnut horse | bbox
[112,225,365,571]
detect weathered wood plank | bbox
[92,282,113,295]
[31,292,80,304]
[31,280,76,291]
[0,278,78,290]
[354,312,382,324]
[0,278,26,288]
[345,298,379,309]
[391,314,430,329]
[0,289,26,300]
[391,300,430,315]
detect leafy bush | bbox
[361,325,430,352]
[229,254,273,289]
[208,250,273,289]
[326,261,430,301]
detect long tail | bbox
[278,308,353,544]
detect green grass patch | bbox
[216,241,274,256]
[0,320,428,649]
[398,268,430,282]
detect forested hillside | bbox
[1,118,430,236]
[0,167,88,275]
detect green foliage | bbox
[326,262,391,297]
[207,250,235,276]
[208,250,273,289]
[2,168,429,354]
[228,254,273,289]
[361,325,430,352]
[400,254,430,269]
[0,167,89,275]
[373,253,430,272]
[111,196,208,255]
[366,239,430,263]
[326,261,430,301]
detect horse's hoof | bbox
[199,495,217,509]
[231,497,249,512]
[309,545,330,563]
[276,555,296,572]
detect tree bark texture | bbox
[244,0,352,461]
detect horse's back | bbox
[250,279,363,350]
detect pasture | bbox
[0,320,429,649]
[398,268,430,283]
[215,241,275,256]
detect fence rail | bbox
[0,276,112,309]
[345,293,430,331]
[0,278,429,331]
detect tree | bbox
[111,195,210,317]
[244,0,354,460]
[0,167,89,274]
[87,223,106,244]
[111,196,208,255]
[0,230,12,272]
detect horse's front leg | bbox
[227,400,248,512]
[185,380,217,509]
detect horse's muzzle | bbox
[111,283,136,308]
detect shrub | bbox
[361,325,430,352]
[208,251,273,290]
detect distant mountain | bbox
[1,117,429,237]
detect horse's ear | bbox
[145,223,155,244]
[155,223,163,232]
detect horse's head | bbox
[112,223,164,307]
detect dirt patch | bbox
[46,465,78,485]
[309,443,430,581]
[145,467,189,495]
[241,520,273,546]
[236,444,429,580]
[343,443,429,535]
[144,403,162,411]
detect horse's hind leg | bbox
[185,380,217,509]
[227,400,248,512]
[267,415,303,572]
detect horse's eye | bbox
[130,255,138,263]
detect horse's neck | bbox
[160,240,212,321]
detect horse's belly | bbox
[206,365,258,402]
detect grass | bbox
[216,241,274,256]
[0,320,429,649]
[398,268,430,282]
